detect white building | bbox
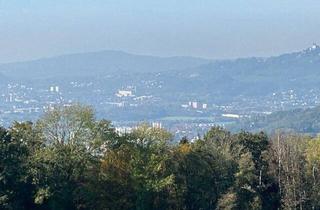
[222,114,240,119]
[9,93,13,102]
[192,102,198,109]
[50,86,60,92]
[116,90,134,97]
[152,122,162,129]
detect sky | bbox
[0,0,320,63]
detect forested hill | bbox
[233,106,320,134]
[167,44,320,96]
[1,44,320,95]
[0,51,211,79]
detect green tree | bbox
[172,128,236,210]
[30,104,110,209]
[270,134,308,209]
[0,126,35,209]
[36,104,96,145]
[128,124,176,210]
[236,131,279,209]
[305,137,320,209]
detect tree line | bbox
[1,104,320,210]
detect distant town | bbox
[2,77,320,139]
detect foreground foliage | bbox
[0,105,319,209]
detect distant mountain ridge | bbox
[160,44,320,97]
[1,44,320,99]
[0,50,212,79]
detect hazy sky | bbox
[0,0,320,63]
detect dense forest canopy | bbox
[1,104,319,210]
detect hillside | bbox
[0,50,211,79]
[163,44,320,97]
[1,45,320,95]
[232,106,320,134]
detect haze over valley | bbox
[4,1,320,209]
[2,44,320,138]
